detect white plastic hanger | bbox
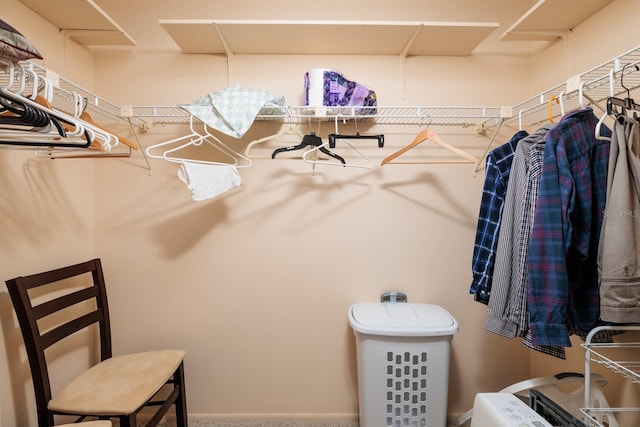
[302,137,373,169]
[146,115,206,159]
[0,63,136,159]
[244,107,305,159]
[32,88,136,158]
[595,70,615,142]
[302,114,373,169]
[0,59,16,90]
[595,115,612,141]
[146,115,251,167]
[72,92,114,151]
[202,122,251,168]
[0,64,95,148]
[245,123,305,159]
[74,92,138,152]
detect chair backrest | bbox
[5,258,113,426]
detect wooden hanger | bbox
[79,110,138,150]
[35,94,77,134]
[381,128,478,165]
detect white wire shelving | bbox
[2,44,640,137]
[3,45,640,155]
[128,104,508,129]
[581,326,640,427]
[508,44,640,130]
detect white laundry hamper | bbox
[348,301,458,427]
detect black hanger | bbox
[607,63,640,120]
[271,132,345,164]
[0,126,91,148]
[0,88,65,134]
[0,88,94,148]
[0,93,49,128]
[328,132,384,148]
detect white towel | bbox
[177,161,241,201]
[180,85,285,138]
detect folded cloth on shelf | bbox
[177,161,241,201]
[304,69,377,115]
[181,85,285,138]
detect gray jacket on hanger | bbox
[598,114,640,323]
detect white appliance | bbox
[470,393,552,427]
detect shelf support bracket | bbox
[398,25,422,100]
[213,22,234,86]
[505,30,573,77]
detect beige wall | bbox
[1,1,640,426]
[0,2,97,427]
[89,51,534,421]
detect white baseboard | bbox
[152,413,359,427]
[448,411,466,426]
[145,412,465,427]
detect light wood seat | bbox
[49,350,185,415]
[6,259,188,427]
[57,422,112,427]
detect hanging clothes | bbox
[484,124,566,358]
[469,130,529,304]
[520,138,569,358]
[486,125,552,336]
[598,115,640,323]
[527,108,611,348]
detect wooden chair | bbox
[5,258,188,427]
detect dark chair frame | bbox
[5,258,188,427]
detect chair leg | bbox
[44,411,54,427]
[174,362,188,427]
[119,413,136,427]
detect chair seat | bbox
[49,350,185,416]
[56,422,112,427]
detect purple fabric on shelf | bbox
[304,70,377,114]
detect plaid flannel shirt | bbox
[470,130,529,304]
[527,108,611,347]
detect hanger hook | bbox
[420,114,433,130]
[334,113,345,134]
[306,113,314,134]
[621,63,640,99]
[284,105,294,125]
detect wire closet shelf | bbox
[129,45,640,131]
[127,104,508,129]
[0,61,125,126]
[510,44,640,129]
[580,325,640,427]
[2,45,640,147]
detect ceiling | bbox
[18,0,615,57]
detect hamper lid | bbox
[348,302,458,337]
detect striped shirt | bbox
[486,125,552,338]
